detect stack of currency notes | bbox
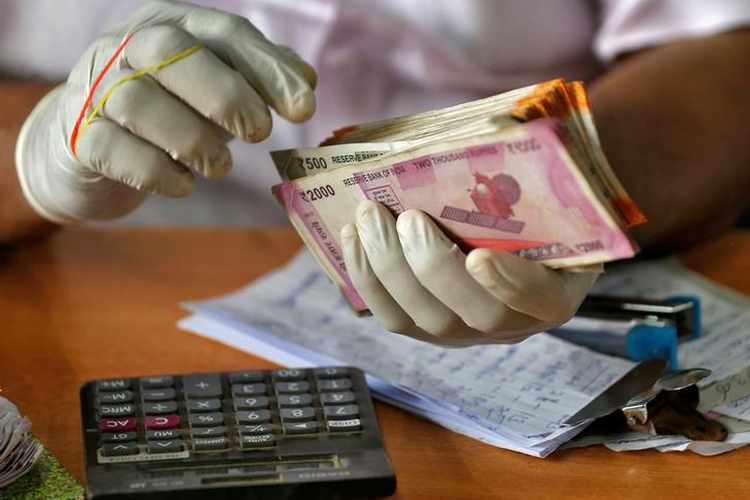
[271,79,647,312]
[0,396,42,489]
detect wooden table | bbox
[2,228,750,499]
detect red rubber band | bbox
[70,32,134,157]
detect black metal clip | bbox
[586,368,728,441]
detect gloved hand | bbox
[15,0,316,223]
[341,201,601,346]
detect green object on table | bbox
[0,441,84,500]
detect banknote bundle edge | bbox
[270,79,647,312]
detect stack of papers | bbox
[0,397,42,488]
[567,259,750,454]
[181,253,750,457]
[181,251,635,457]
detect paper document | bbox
[182,251,634,457]
[571,259,750,453]
[591,258,750,385]
[181,253,750,456]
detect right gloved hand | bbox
[341,201,601,346]
[15,0,317,224]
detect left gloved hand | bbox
[15,0,317,225]
[341,200,601,346]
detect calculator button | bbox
[97,379,131,391]
[237,424,277,435]
[189,412,224,427]
[320,392,355,405]
[317,379,352,392]
[193,437,229,451]
[144,402,178,415]
[277,394,313,408]
[236,410,272,424]
[146,429,181,441]
[97,391,134,404]
[228,371,265,384]
[327,419,362,432]
[275,381,310,394]
[188,399,222,412]
[101,442,139,456]
[324,404,359,420]
[283,421,320,435]
[144,415,181,430]
[272,369,306,381]
[315,367,349,379]
[98,404,135,417]
[99,417,137,432]
[240,434,275,449]
[280,407,315,422]
[234,396,270,410]
[183,374,223,398]
[148,440,184,454]
[100,432,137,443]
[191,426,227,437]
[231,383,267,396]
[141,376,174,389]
[142,389,176,401]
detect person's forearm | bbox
[0,81,59,243]
[590,29,750,253]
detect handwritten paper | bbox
[592,258,750,384]
[575,258,750,454]
[181,251,633,457]
[699,366,750,414]
[182,253,750,456]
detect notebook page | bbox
[592,258,750,384]
[184,251,633,446]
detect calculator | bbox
[80,367,397,499]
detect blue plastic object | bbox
[625,323,679,370]
[550,321,680,370]
[551,293,702,370]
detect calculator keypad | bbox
[91,368,367,463]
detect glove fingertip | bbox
[280,89,316,123]
[301,63,318,90]
[464,255,498,295]
[278,45,318,90]
[394,209,423,231]
[340,223,358,241]
[465,248,498,277]
[355,199,381,223]
[196,146,233,180]
[159,169,195,198]
[244,106,273,143]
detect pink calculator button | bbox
[144,415,180,430]
[98,417,137,432]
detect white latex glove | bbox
[341,201,601,346]
[16,0,316,224]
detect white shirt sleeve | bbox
[595,0,750,62]
[0,0,140,80]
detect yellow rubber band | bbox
[76,43,203,142]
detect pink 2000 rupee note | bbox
[273,119,638,312]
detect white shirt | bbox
[2,0,749,226]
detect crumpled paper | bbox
[0,397,42,489]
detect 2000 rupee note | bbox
[273,119,640,311]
